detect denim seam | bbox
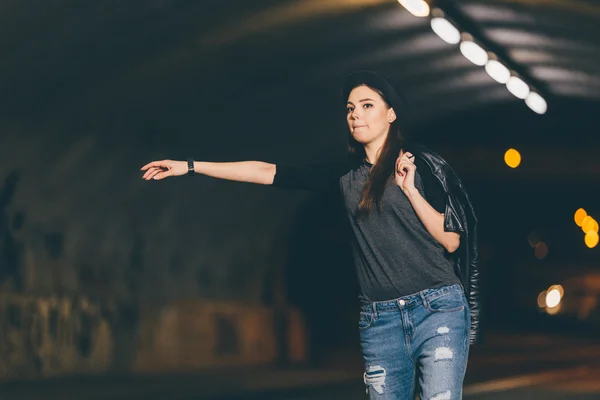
[424,287,461,303]
[422,289,466,313]
[425,304,465,313]
[402,310,416,367]
[464,307,470,349]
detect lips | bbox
[353,124,366,128]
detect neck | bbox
[364,135,387,165]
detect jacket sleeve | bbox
[444,183,481,345]
[414,157,446,213]
[410,144,482,345]
[457,187,482,346]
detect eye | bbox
[346,106,354,113]
[363,103,373,109]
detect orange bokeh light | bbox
[574,208,587,226]
[585,231,599,248]
[504,148,521,168]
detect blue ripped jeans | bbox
[359,284,470,400]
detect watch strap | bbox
[187,158,195,176]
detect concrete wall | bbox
[0,124,313,381]
[0,126,307,303]
[134,300,306,372]
[0,294,112,380]
[0,294,306,381]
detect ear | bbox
[387,108,397,124]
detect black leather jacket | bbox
[408,143,481,345]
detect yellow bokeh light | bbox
[582,218,599,234]
[585,231,599,248]
[546,303,561,315]
[581,216,592,232]
[545,289,561,308]
[574,208,587,226]
[504,148,521,168]
[537,291,546,308]
[548,284,564,298]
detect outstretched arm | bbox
[141,160,276,185]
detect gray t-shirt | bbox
[272,157,460,303]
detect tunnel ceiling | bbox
[2,0,600,128]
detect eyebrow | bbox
[346,98,375,105]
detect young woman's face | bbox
[346,85,396,146]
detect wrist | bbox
[402,186,420,198]
[192,161,204,174]
[187,158,195,176]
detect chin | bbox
[351,132,371,145]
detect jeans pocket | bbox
[358,311,375,330]
[425,291,465,313]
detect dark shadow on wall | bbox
[0,171,25,291]
[282,186,360,366]
[109,234,145,373]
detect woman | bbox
[141,70,473,399]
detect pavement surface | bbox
[2,332,600,399]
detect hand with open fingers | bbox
[395,151,417,193]
[140,160,187,181]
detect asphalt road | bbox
[2,332,600,399]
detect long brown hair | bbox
[348,86,405,217]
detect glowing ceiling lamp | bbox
[430,17,461,44]
[525,92,548,114]
[459,40,488,66]
[398,0,430,17]
[485,60,511,84]
[506,76,530,99]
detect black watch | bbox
[187,158,195,176]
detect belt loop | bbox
[420,291,428,308]
[372,302,377,318]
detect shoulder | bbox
[407,142,444,166]
[408,143,461,183]
[407,143,448,213]
[408,144,441,184]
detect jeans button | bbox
[399,300,406,306]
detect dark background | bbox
[1,0,599,371]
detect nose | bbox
[351,108,361,120]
